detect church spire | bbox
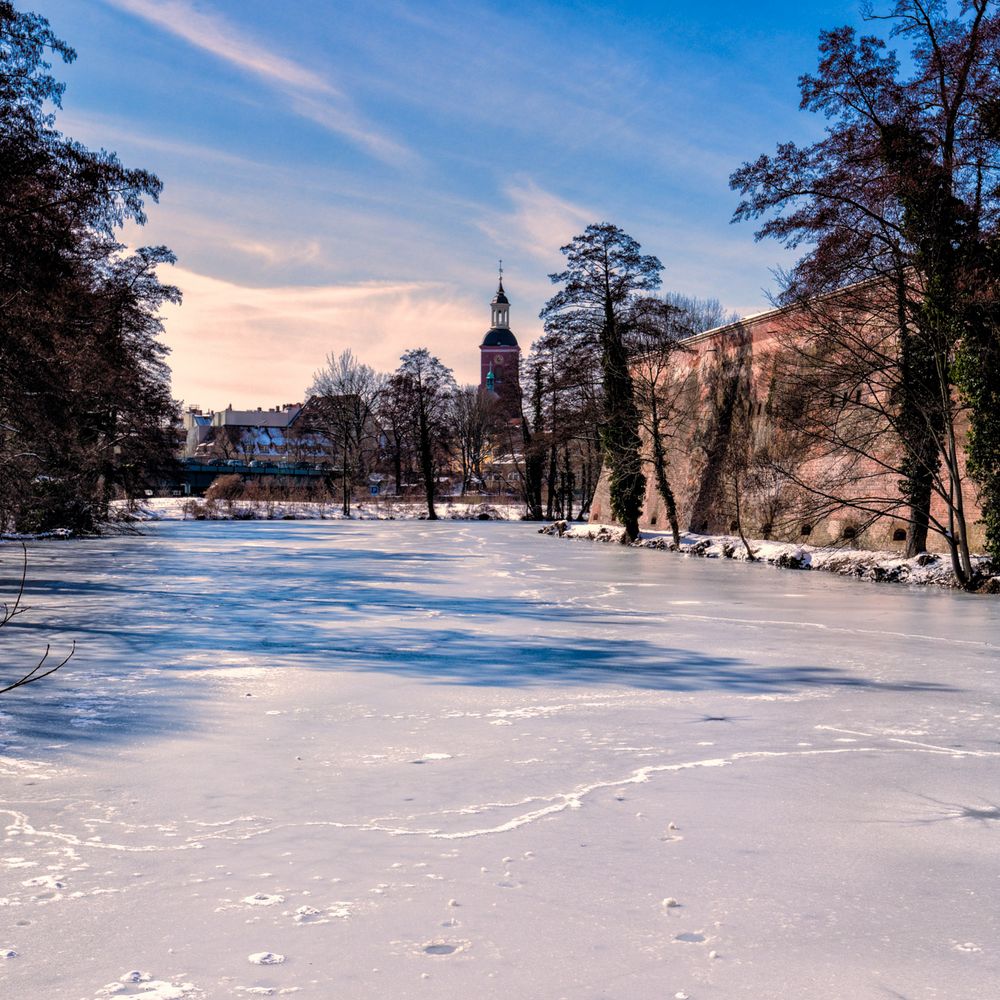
[491,261,510,328]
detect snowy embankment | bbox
[541,520,1000,591]
[118,497,526,523]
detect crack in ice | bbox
[6,740,991,852]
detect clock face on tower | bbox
[494,354,504,364]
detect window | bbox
[892,528,906,542]
[800,524,812,536]
[842,526,857,540]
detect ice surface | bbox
[1,520,999,998]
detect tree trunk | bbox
[648,400,680,547]
[518,374,545,520]
[563,445,574,521]
[600,305,645,543]
[732,471,756,561]
[545,441,558,520]
[418,406,437,520]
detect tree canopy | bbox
[0,2,179,533]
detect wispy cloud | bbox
[160,268,483,406]
[58,109,264,171]
[291,95,416,167]
[229,237,323,266]
[103,0,413,166]
[107,0,333,92]
[478,179,595,263]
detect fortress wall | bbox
[589,299,985,554]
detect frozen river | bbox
[2,520,999,999]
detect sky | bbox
[38,0,864,408]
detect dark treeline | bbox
[0,3,179,534]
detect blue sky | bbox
[40,0,862,406]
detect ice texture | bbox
[1,520,998,999]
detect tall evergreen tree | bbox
[541,223,662,541]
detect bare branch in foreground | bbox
[0,543,74,694]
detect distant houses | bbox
[181,402,318,463]
[175,402,333,495]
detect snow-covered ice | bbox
[1,520,999,998]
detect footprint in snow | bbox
[243,893,284,907]
[674,932,707,944]
[421,939,469,957]
[93,971,204,998]
[953,941,982,953]
[291,906,322,924]
[248,952,285,965]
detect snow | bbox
[544,520,1000,590]
[1,520,999,998]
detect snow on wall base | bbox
[541,520,1000,592]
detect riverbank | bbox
[122,497,526,523]
[0,498,526,543]
[540,520,1000,592]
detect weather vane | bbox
[498,259,503,280]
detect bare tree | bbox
[628,297,697,546]
[662,293,739,334]
[391,349,457,520]
[453,386,497,494]
[764,282,976,582]
[731,1,1000,586]
[308,350,386,516]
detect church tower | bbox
[480,263,520,405]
